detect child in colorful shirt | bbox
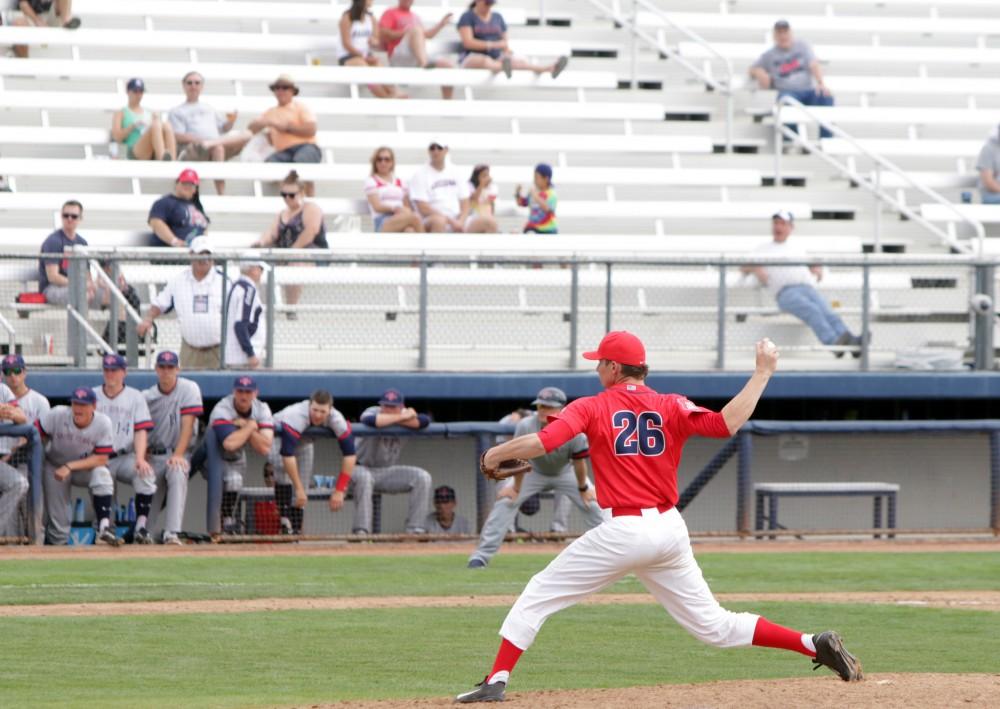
[516,163,558,234]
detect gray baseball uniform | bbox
[94,385,156,497]
[143,377,203,534]
[424,512,471,535]
[39,407,115,545]
[0,387,50,536]
[354,405,432,534]
[469,414,607,565]
[268,400,352,489]
[209,395,274,492]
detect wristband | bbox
[578,485,589,492]
[335,472,351,492]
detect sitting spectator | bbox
[147,169,210,248]
[225,260,266,370]
[410,140,495,233]
[516,163,557,234]
[253,171,328,319]
[38,200,104,306]
[741,211,865,358]
[424,485,471,536]
[10,0,80,58]
[976,125,1000,205]
[364,146,424,233]
[749,20,834,140]
[111,78,177,161]
[169,72,251,195]
[354,388,433,534]
[458,0,567,79]
[379,0,455,99]
[137,237,225,369]
[337,0,405,99]
[468,164,498,230]
[248,74,320,195]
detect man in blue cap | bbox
[0,354,50,537]
[207,375,274,534]
[354,388,433,534]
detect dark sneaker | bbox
[63,17,81,29]
[467,558,487,569]
[833,332,853,359]
[851,332,871,360]
[501,56,512,79]
[456,677,506,703]
[134,527,153,544]
[552,55,569,79]
[812,631,863,682]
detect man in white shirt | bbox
[409,139,495,233]
[224,260,266,369]
[137,236,226,369]
[741,211,864,357]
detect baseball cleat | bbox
[455,677,506,703]
[467,558,487,569]
[812,631,863,681]
[134,527,153,544]
[162,531,183,546]
[96,527,121,547]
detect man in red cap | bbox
[147,169,210,248]
[457,331,862,703]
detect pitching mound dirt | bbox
[304,673,1000,708]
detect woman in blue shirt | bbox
[457,0,568,79]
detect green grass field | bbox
[2,550,998,708]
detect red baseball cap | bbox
[582,331,646,366]
[177,168,200,185]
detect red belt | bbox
[611,503,673,518]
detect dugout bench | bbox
[238,486,382,535]
[754,482,900,539]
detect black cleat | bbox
[134,527,153,544]
[812,631,863,682]
[455,677,506,703]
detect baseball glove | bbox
[480,451,532,481]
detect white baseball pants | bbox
[149,453,190,534]
[499,506,759,651]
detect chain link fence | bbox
[0,249,996,371]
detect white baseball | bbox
[762,338,778,353]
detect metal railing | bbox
[585,0,736,152]
[773,95,987,255]
[0,248,986,372]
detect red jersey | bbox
[536,383,730,509]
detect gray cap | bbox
[532,386,567,408]
[774,19,790,30]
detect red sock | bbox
[488,637,523,682]
[752,617,815,658]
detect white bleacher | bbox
[647,11,1000,37]
[760,106,1000,130]
[921,204,1000,224]
[821,138,981,158]
[678,41,1000,66]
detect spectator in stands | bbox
[225,260,266,370]
[147,169,210,248]
[379,0,455,99]
[741,211,865,358]
[457,0,568,79]
[749,20,834,140]
[424,485,471,536]
[137,237,226,369]
[253,171,327,319]
[337,0,405,99]
[354,388,433,534]
[468,164,498,230]
[410,139,495,233]
[248,75,321,195]
[169,72,251,195]
[10,0,80,58]
[976,125,1000,205]
[38,200,103,306]
[516,163,557,234]
[365,146,424,233]
[111,78,178,162]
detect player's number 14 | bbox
[612,411,665,456]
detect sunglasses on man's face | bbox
[62,213,81,220]
[184,80,202,86]
[280,191,300,199]
[3,368,23,376]
[429,145,445,151]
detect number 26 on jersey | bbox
[612,411,665,456]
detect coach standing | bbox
[137,236,226,369]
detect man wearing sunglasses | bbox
[37,200,103,306]
[0,355,50,538]
[169,72,250,196]
[248,74,321,195]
